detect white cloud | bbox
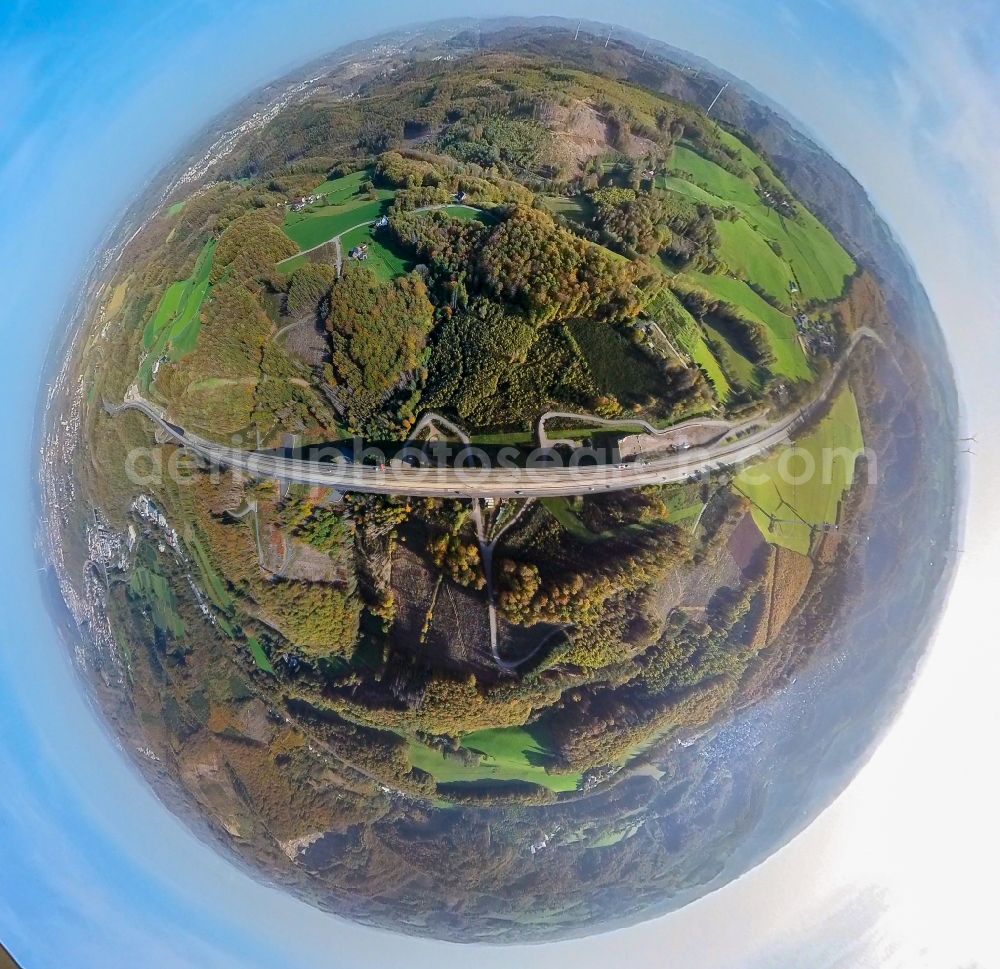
[844,0,1000,248]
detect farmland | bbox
[683,332,732,401]
[703,318,762,392]
[106,279,128,318]
[306,168,373,203]
[685,271,812,382]
[282,197,394,254]
[128,555,185,639]
[670,145,762,205]
[139,238,217,390]
[277,164,491,277]
[408,726,582,793]
[541,194,596,225]
[735,387,865,554]
[646,289,732,401]
[715,217,797,304]
[662,142,856,306]
[339,224,413,281]
[246,637,275,674]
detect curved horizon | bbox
[2,6,995,968]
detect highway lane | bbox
[121,397,798,497]
[119,329,877,499]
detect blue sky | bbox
[1,3,998,967]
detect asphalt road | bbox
[119,330,877,499]
[537,409,738,450]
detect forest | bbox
[77,46,863,820]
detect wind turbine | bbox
[764,509,836,539]
[707,81,729,114]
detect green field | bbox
[167,201,186,216]
[467,428,537,445]
[649,288,732,402]
[542,497,605,543]
[658,174,725,208]
[735,387,865,554]
[338,200,491,281]
[663,144,856,304]
[444,204,494,222]
[408,725,582,793]
[702,319,762,392]
[590,820,644,848]
[308,169,373,203]
[143,282,186,349]
[273,252,310,275]
[749,206,855,306]
[186,533,233,612]
[541,194,596,225]
[140,238,217,389]
[715,128,768,171]
[166,240,217,361]
[129,565,185,638]
[668,502,705,525]
[279,203,492,276]
[685,271,812,382]
[669,145,762,206]
[280,169,399,255]
[684,327,732,401]
[282,196,394,254]
[339,225,413,281]
[661,483,706,528]
[247,637,275,675]
[715,218,797,305]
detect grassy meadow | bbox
[735,387,865,554]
